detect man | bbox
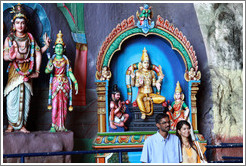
[3,4,50,133]
[109,84,129,129]
[140,113,182,163]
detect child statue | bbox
[3,3,50,133]
[45,30,78,132]
[167,81,190,130]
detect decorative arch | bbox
[95,14,202,133]
[96,15,201,82]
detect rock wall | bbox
[194,3,243,160]
[3,131,74,163]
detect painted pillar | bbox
[190,82,200,130]
[58,3,87,106]
[96,82,107,132]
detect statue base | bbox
[128,104,165,131]
[3,131,74,163]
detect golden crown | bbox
[55,30,65,46]
[11,3,27,21]
[175,81,182,93]
[141,47,149,62]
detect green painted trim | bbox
[102,27,192,70]
[93,143,144,146]
[57,3,85,33]
[57,3,76,32]
[97,131,156,136]
[97,130,199,136]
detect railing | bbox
[3,143,243,163]
[205,143,243,163]
[3,148,142,163]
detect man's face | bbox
[156,117,170,133]
[114,93,120,101]
[14,18,26,33]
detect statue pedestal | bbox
[128,104,164,131]
[3,131,74,163]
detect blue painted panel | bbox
[110,35,188,104]
[128,152,142,163]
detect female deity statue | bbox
[133,48,166,119]
[3,3,50,133]
[167,81,190,130]
[45,30,78,132]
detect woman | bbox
[45,30,78,132]
[176,120,207,163]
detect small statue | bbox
[167,81,190,131]
[132,48,166,119]
[45,30,78,132]
[136,4,154,33]
[100,66,111,81]
[136,4,153,25]
[184,67,201,81]
[109,84,129,130]
[3,3,50,133]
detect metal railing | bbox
[3,148,142,163]
[3,143,243,163]
[205,143,243,163]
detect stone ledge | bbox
[3,131,74,163]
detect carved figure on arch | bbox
[184,67,201,81]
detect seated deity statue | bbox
[109,84,129,130]
[167,81,190,130]
[132,48,166,120]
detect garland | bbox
[47,54,73,111]
[7,32,35,82]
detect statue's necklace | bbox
[12,32,35,81]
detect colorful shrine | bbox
[93,5,206,163]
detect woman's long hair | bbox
[176,120,198,154]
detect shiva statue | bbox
[45,30,78,132]
[109,84,129,130]
[167,81,190,130]
[132,48,166,119]
[3,3,50,133]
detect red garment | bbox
[51,58,71,131]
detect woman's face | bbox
[55,44,64,55]
[178,124,190,138]
[175,92,181,100]
[14,18,26,33]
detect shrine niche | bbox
[93,4,205,163]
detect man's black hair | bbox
[155,113,169,124]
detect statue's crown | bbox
[11,3,27,21]
[141,47,149,62]
[175,81,182,93]
[55,30,65,46]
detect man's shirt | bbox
[140,131,182,163]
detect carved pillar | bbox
[96,82,107,132]
[190,82,200,130]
